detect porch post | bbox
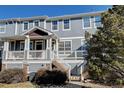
[49,38,52,59]
[3,40,9,60]
[46,38,52,60]
[46,39,49,49]
[25,35,30,60]
[55,39,59,58]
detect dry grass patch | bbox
[0,82,35,88]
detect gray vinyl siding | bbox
[0,13,100,38]
[0,23,15,37]
[46,17,98,38]
[29,63,45,72]
[0,20,45,36]
[72,39,82,51]
[6,63,23,69]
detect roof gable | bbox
[22,26,53,36]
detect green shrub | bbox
[31,69,68,85]
[115,79,124,85]
[0,68,27,84]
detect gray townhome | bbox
[0,11,103,80]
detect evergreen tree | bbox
[87,5,124,85]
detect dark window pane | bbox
[64,19,69,29]
[34,21,39,27]
[52,21,58,30]
[24,22,28,30]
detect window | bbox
[34,20,39,27]
[94,16,101,27]
[63,19,70,30]
[23,22,29,30]
[35,40,45,50]
[9,41,15,51]
[30,41,33,50]
[52,21,58,31]
[0,24,5,33]
[83,16,91,28]
[20,41,24,51]
[59,41,71,51]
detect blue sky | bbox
[0,5,112,19]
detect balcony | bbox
[4,50,86,61]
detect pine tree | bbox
[87,5,124,85]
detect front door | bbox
[35,40,45,50]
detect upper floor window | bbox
[23,22,29,30]
[0,24,6,33]
[63,19,70,30]
[83,16,91,28]
[34,20,40,27]
[52,21,58,31]
[94,16,102,27]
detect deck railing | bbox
[58,50,87,60]
[7,51,25,59]
[5,50,87,60]
[29,50,46,59]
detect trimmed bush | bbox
[31,69,68,85]
[0,68,27,84]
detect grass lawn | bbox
[0,81,123,88]
[0,82,35,88]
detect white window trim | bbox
[59,40,72,51]
[0,24,6,33]
[62,19,71,31]
[33,20,40,27]
[23,21,29,31]
[82,16,92,29]
[44,20,46,29]
[51,20,59,31]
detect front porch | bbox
[2,27,86,63]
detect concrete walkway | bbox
[69,81,111,88]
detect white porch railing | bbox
[29,50,46,59]
[7,51,25,59]
[5,50,86,60]
[58,50,87,60]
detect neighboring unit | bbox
[0,11,103,80]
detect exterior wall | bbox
[17,20,45,35]
[46,16,98,38]
[6,63,23,69]
[0,12,101,38]
[0,23,16,37]
[0,20,45,37]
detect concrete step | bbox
[70,76,81,81]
